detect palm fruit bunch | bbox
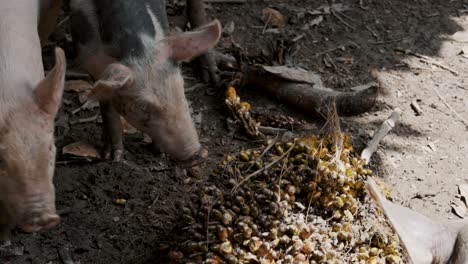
[178,135,407,263]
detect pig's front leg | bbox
[100,100,124,161]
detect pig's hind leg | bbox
[100,101,124,161]
[186,0,219,85]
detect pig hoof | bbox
[20,214,60,233]
[103,148,123,161]
[112,150,124,161]
[178,148,209,168]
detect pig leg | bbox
[100,101,124,161]
[38,0,63,45]
[186,0,219,85]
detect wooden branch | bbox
[242,65,378,117]
[361,108,402,164]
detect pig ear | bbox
[34,47,66,115]
[160,19,222,62]
[88,63,133,101]
[366,177,461,263]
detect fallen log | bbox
[240,65,378,117]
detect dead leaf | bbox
[121,117,138,134]
[62,141,101,158]
[78,91,99,110]
[451,200,467,218]
[64,80,93,92]
[262,7,286,28]
[302,15,323,31]
[78,90,90,104]
[260,66,323,86]
[143,134,152,144]
[458,184,468,207]
[451,31,468,43]
[336,56,354,65]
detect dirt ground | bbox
[3,0,468,263]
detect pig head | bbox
[86,20,221,167]
[0,47,66,234]
[366,177,468,264]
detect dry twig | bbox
[410,100,423,116]
[395,48,459,76]
[330,9,355,30]
[430,86,468,128]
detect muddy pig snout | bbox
[177,147,208,168]
[19,213,60,233]
[16,198,60,233]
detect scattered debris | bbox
[410,100,423,116]
[121,117,138,134]
[222,20,235,36]
[0,244,24,257]
[427,142,437,152]
[57,246,75,264]
[451,200,467,219]
[62,141,101,159]
[261,7,286,28]
[430,85,468,128]
[69,114,99,125]
[64,80,93,92]
[301,15,323,31]
[395,48,459,76]
[225,86,265,139]
[459,184,468,206]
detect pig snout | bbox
[19,212,60,233]
[13,194,59,233]
[177,147,208,168]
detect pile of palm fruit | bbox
[177,133,407,263]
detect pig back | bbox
[0,1,43,97]
[72,0,170,61]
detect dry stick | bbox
[410,100,423,116]
[70,114,99,125]
[57,246,75,264]
[361,108,402,164]
[359,0,369,10]
[370,37,406,45]
[262,13,272,34]
[395,48,459,76]
[331,9,356,30]
[430,86,468,128]
[258,126,288,135]
[232,143,296,193]
[366,26,379,39]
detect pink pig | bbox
[0,0,66,236]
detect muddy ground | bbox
[3,0,468,263]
